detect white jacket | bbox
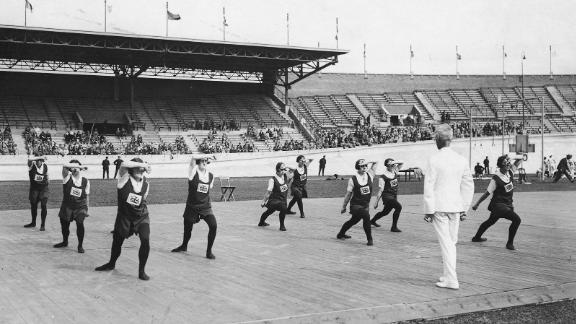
[423,147,474,214]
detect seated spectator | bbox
[474,163,485,179]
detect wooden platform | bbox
[1,192,575,324]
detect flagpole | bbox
[521,52,525,129]
[456,45,459,80]
[335,17,339,49]
[166,2,168,37]
[363,43,367,79]
[549,45,553,80]
[286,13,290,46]
[502,45,506,80]
[409,44,413,79]
[223,7,226,41]
[104,0,107,32]
[24,0,27,27]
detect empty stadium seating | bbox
[355,94,389,121]
[517,87,563,114]
[449,89,495,118]
[384,92,434,120]
[547,116,576,133]
[553,85,576,112]
[421,90,467,119]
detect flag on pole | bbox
[223,7,228,26]
[335,17,339,41]
[167,10,181,20]
[504,52,507,58]
[25,0,33,12]
[522,53,526,60]
[456,53,462,60]
[410,45,414,58]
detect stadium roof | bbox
[0,25,347,83]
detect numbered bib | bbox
[70,187,82,198]
[360,185,371,195]
[34,174,44,182]
[504,182,514,192]
[197,183,209,194]
[280,184,288,192]
[390,179,398,187]
[127,193,142,206]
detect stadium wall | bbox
[290,73,576,96]
[1,133,575,181]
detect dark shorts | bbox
[58,205,89,222]
[266,200,287,211]
[291,185,308,199]
[350,205,370,217]
[183,204,214,224]
[29,188,49,204]
[114,214,150,239]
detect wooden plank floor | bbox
[1,191,575,324]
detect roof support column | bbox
[284,68,289,115]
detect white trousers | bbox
[432,212,460,284]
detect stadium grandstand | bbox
[1,25,576,157]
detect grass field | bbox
[1,174,574,210]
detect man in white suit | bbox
[423,124,474,290]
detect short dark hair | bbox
[355,159,366,170]
[69,159,81,165]
[496,155,509,168]
[296,155,305,163]
[276,162,284,172]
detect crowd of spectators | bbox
[186,118,241,132]
[273,139,310,151]
[65,130,116,155]
[124,134,190,155]
[23,126,60,155]
[0,126,17,155]
[450,120,540,138]
[252,127,284,141]
[199,130,255,154]
[313,125,435,149]
[115,127,129,139]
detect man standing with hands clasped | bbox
[423,124,474,290]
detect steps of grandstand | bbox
[545,86,573,116]
[345,94,370,119]
[449,89,495,118]
[422,90,467,119]
[385,92,434,121]
[355,94,390,123]
[551,85,576,114]
[517,87,562,114]
[547,116,576,133]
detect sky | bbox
[1,0,575,75]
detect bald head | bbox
[435,124,453,149]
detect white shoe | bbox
[438,276,446,282]
[435,281,459,290]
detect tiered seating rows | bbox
[449,89,495,118]
[355,94,389,122]
[422,90,467,119]
[556,85,576,111]
[547,116,576,133]
[384,92,433,120]
[517,87,562,114]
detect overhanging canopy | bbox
[0,25,347,83]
